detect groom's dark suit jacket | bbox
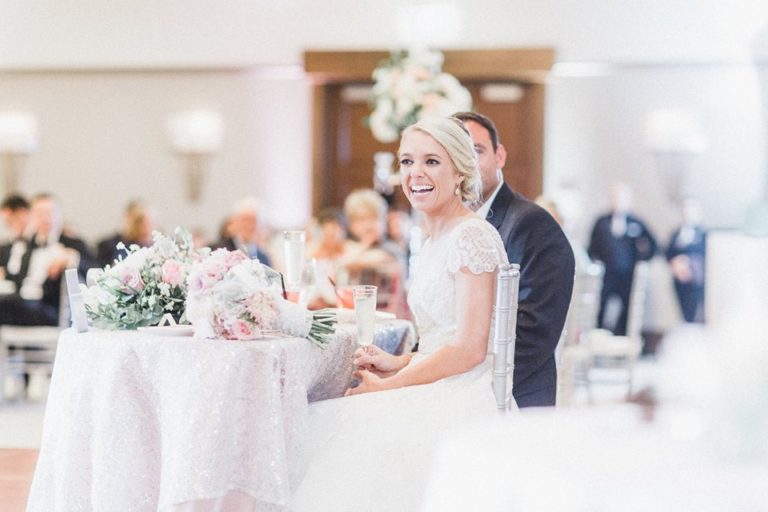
[486,183,575,407]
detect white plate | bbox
[137,325,195,337]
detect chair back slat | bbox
[492,263,520,412]
[65,268,89,333]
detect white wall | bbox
[0,70,312,242]
[547,64,767,244]
[2,0,768,68]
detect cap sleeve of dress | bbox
[445,219,508,275]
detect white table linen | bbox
[27,320,414,511]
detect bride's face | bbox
[398,130,462,215]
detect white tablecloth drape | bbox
[27,320,414,511]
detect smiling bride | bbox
[292,116,515,512]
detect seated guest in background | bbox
[214,197,272,267]
[386,207,414,277]
[308,207,356,261]
[0,195,32,287]
[455,111,575,408]
[0,194,31,242]
[535,194,592,272]
[96,199,155,267]
[341,188,406,313]
[666,197,706,323]
[386,207,412,254]
[0,193,94,326]
[307,207,359,308]
[588,181,657,335]
[342,188,404,270]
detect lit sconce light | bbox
[645,108,707,202]
[166,110,223,202]
[0,111,39,193]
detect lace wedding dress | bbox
[292,217,513,512]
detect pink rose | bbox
[201,258,228,281]
[161,259,185,287]
[117,265,144,292]
[188,270,205,294]
[225,250,248,268]
[231,319,256,340]
[244,291,278,328]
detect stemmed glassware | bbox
[298,258,318,308]
[353,285,377,346]
[282,230,305,301]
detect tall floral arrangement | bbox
[185,248,337,347]
[368,48,472,143]
[83,228,200,330]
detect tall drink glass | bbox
[353,285,377,346]
[282,230,305,295]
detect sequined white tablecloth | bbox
[27,320,414,512]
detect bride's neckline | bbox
[424,213,483,244]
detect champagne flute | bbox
[298,258,318,308]
[282,230,305,301]
[353,285,377,346]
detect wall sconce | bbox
[0,112,39,193]
[645,108,707,203]
[166,110,223,202]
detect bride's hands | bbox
[345,370,386,396]
[353,345,406,376]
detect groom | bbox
[454,112,575,408]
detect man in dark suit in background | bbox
[214,197,272,267]
[588,182,657,335]
[666,197,706,323]
[0,193,94,326]
[1,194,32,285]
[454,112,575,408]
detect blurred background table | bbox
[421,406,768,512]
[27,317,415,511]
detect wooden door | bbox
[306,49,553,213]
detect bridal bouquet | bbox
[185,248,337,347]
[83,228,199,330]
[368,48,472,143]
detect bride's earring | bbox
[454,183,461,196]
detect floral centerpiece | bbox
[185,248,337,347]
[368,48,472,143]
[83,228,199,330]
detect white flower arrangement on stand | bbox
[368,48,472,143]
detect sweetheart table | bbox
[26,319,414,511]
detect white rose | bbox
[370,111,399,143]
[394,95,416,118]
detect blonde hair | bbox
[343,189,388,223]
[400,116,481,203]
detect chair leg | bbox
[625,364,635,400]
[0,346,6,405]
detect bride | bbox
[292,116,514,511]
